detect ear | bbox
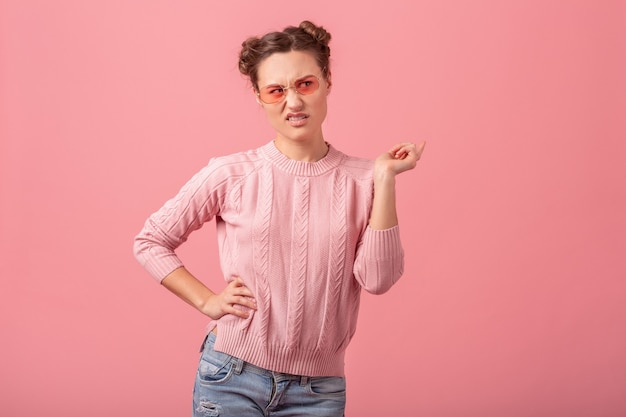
[325,71,332,94]
[253,88,263,105]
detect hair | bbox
[238,20,331,90]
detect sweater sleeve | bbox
[133,160,228,282]
[352,225,405,294]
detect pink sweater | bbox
[134,141,404,377]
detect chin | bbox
[275,126,319,142]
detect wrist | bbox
[197,292,217,315]
[373,169,396,186]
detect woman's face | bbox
[255,50,330,145]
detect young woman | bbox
[134,20,425,417]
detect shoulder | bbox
[176,147,265,199]
[197,146,266,182]
[333,149,374,183]
[207,147,264,172]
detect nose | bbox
[284,87,303,109]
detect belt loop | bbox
[300,376,309,386]
[232,357,244,375]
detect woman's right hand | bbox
[201,277,257,320]
[161,268,257,320]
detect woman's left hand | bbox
[375,141,426,177]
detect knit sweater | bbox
[133,141,404,377]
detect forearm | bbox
[161,267,216,315]
[161,267,257,320]
[368,171,398,230]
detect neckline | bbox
[260,140,343,176]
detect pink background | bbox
[1,1,625,416]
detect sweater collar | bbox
[260,141,344,176]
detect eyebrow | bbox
[260,74,317,88]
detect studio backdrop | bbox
[1,1,625,416]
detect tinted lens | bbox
[258,75,320,104]
[259,86,285,104]
[295,76,320,95]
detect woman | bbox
[134,20,425,417]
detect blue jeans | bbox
[193,332,346,416]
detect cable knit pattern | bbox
[251,164,273,339]
[286,177,309,347]
[317,169,348,350]
[134,141,405,377]
[222,180,241,275]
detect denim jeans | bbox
[193,332,346,417]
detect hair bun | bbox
[239,37,263,77]
[298,20,331,47]
[238,21,333,88]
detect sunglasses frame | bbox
[256,74,322,104]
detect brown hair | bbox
[238,20,331,90]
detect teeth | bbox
[288,115,306,121]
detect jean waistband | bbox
[205,331,310,386]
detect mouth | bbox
[286,113,309,127]
[286,113,309,121]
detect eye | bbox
[267,87,284,96]
[296,77,319,93]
